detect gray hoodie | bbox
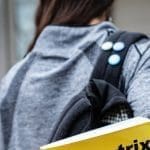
[0,22,150,150]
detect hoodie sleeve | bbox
[124,38,150,118]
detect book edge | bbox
[40,117,149,149]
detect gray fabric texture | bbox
[0,21,150,150]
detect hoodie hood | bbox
[0,21,118,150]
[33,21,117,58]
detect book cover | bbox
[40,117,150,150]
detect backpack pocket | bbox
[49,79,133,143]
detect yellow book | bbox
[40,117,150,150]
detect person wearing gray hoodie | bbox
[0,0,150,150]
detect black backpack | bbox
[49,31,148,143]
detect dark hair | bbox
[28,0,114,52]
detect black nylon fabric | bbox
[49,91,93,142]
[50,79,133,143]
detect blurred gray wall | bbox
[113,0,150,34]
[0,0,9,79]
[0,0,16,79]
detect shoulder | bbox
[134,37,150,55]
[0,60,24,100]
[122,35,150,92]
[123,34,150,71]
[131,37,150,71]
[0,53,33,93]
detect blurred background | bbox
[0,0,150,79]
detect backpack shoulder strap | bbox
[91,31,148,88]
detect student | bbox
[0,0,150,150]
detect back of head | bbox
[29,0,115,52]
